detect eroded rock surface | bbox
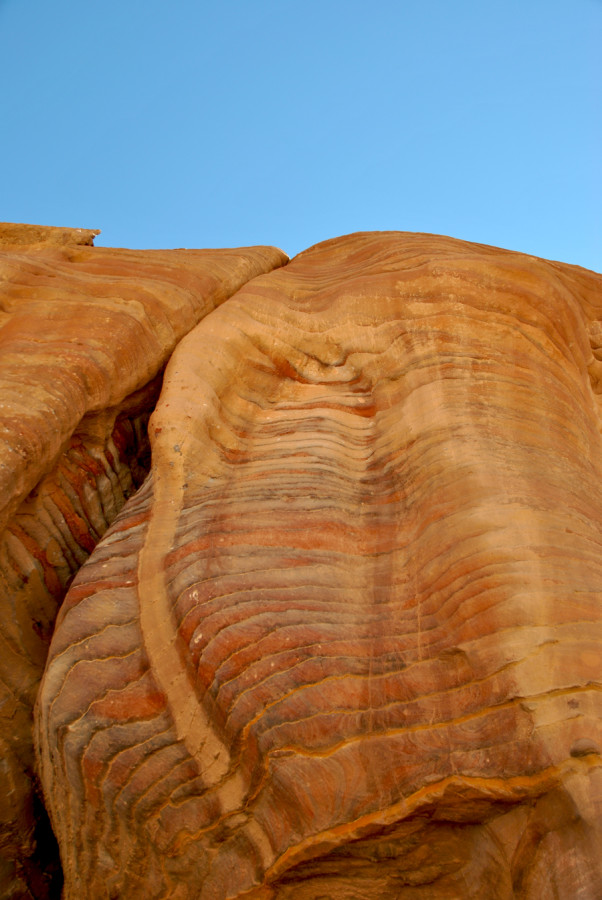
[0,223,286,898]
[35,232,602,898]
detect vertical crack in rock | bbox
[35,232,602,899]
[1,385,158,900]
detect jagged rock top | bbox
[0,222,101,247]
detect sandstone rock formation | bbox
[0,223,287,898]
[33,231,602,898]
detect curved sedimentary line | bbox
[137,449,232,786]
[263,766,567,884]
[253,683,602,765]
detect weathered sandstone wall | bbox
[31,231,602,898]
[0,223,286,898]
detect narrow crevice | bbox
[1,375,165,900]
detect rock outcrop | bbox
[0,223,287,898]
[34,231,602,898]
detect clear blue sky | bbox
[1,0,600,270]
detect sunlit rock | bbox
[0,222,286,898]
[35,232,602,899]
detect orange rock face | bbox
[34,232,602,898]
[0,223,286,898]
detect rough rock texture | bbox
[35,231,602,899]
[0,223,287,898]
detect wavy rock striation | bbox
[0,223,286,898]
[35,231,602,898]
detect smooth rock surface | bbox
[36,232,602,898]
[0,222,287,898]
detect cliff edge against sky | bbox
[1,223,601,899]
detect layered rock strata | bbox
[0,223,287,898]
[36,232,602,898]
